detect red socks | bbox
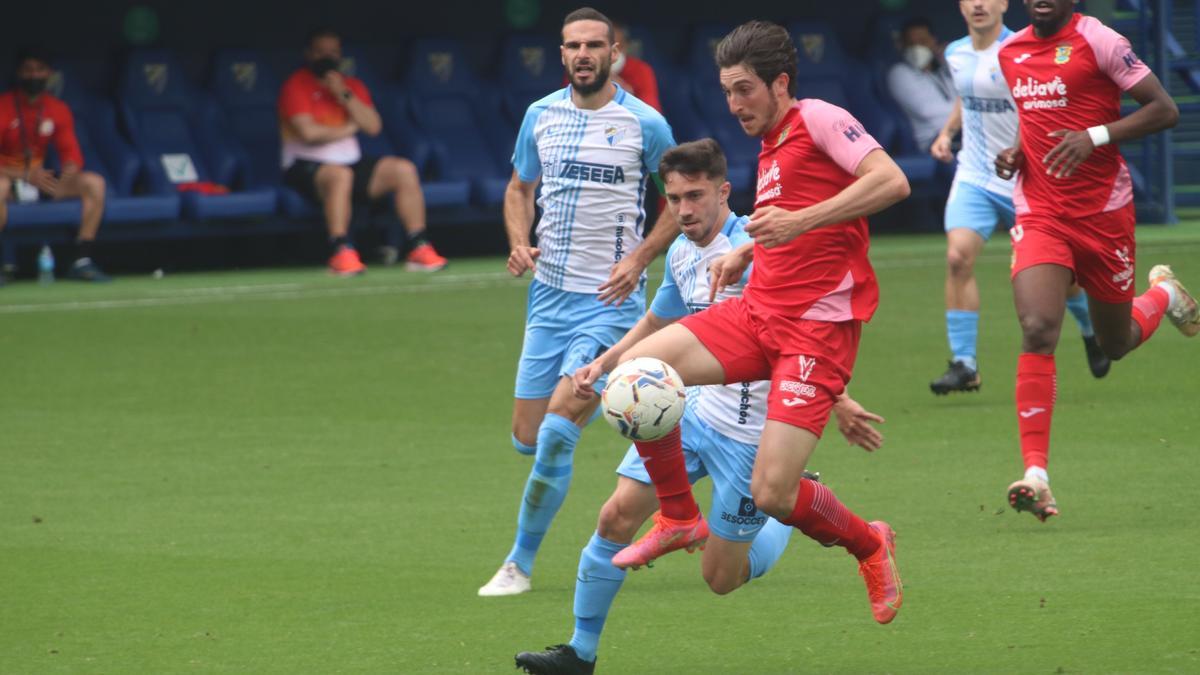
[782,478,879,560]
[1132,285,1170,347]
[1016,353,1056,472]
[632,426,700,521]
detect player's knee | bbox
[82,172,105,197]
[1095,333,1132,361]
[1017,312,1059,352]
[702,566,743,596]
[511,423,538,450]
[317,165,353,195]
[750,481,793,520]
[595,495,641,542]
[946,246,974,278]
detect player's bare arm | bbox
[288,113,358,145]
[745,149,910,248]
[833,393,886,452]
[932,97,962,163]
[707,241,753,302]
[503,169,541,277]
[598,206,680,306]
[1042,72,1179,179]
[572,311,674,398]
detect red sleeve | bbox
[52,101,84,168]
[624,59,661,113]
[346,77,373,107]
[278,73,313,118]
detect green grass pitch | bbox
[2,223,1198,673]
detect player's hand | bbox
[507,245,540,277]
[995,146,1024,180]
[323,71,349,99]
[1042,129,1095,179]
[833,396,885,452]
[573,361,606,399]
[930,132,954,163]
[745,205,809,249]
[598,255,644,306]
[26,166,59,197]
[708,247,751,302]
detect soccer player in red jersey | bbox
[574,21,910,624]
[994,0,1195,521]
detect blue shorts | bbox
[616,405,770,543]
[514,279,645,400]
[944,179,1015,241]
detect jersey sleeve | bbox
[346,77,373,107]
[648,240,688,320]
[1078,17,1152,91]
[511,104,544,183]
[278,75,312,118]
[639,111,675,189]
[52,103,84,168]
[800,99,883,175]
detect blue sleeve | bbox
[512,105,544,182]
[728,219,754,285]
[627,101,675,190]
[649,241,688,320]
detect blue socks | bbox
[946,309,980,372]
[747,518,793,580]
[511,434,536,456]
[568,533,626,664]
[506,413,581,576]
[1066,290,1095,337]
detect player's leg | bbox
[1007,261,1072,519]
[55,171,110,281]
[0,175,9,233]
[365,156,445,271]
[932,181,990,394]
[1066,283,1111,378]
[313,163,364,275]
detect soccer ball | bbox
[601,357,687,441]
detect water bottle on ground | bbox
[37,245,55,284]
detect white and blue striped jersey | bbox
[650,213,767,445]
[944,28,1019,198]
[512,85,675,293]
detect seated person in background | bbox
[611,22,662,113]
[278,28,447,275]
[0,48,110,283]
[886,17,956,152]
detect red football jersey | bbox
[999,13,1151,217]
[0,91,84,170]
[747,100,882,323]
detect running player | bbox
[995,0,1195,520]
[514,139,885,675]
[575,21,910,624]
[930,0,1109,395]
[479,7,679,596]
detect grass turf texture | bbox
[2,224,1198,674]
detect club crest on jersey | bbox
[775,124,791,147]
[1054,44,1072,65]
[604,124,626,146]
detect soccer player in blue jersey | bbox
[514,139,885,674]
[479,7,680,596]
[928,0,1109,395]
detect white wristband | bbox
[1087,125,1110,147]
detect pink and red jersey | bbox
[748,100,882,323]
[999,13,1151,217]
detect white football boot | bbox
[478,561,531,597]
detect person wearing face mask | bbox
[0,47,111,283]
[886,17,957,151]
[278,28,447,275]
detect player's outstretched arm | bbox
[504,170,541,277]
[598,206,680,306]
[746,150,910,248]
[833,392,885,452]
[573,311,674,398]
[1042,73,1178,179]
[708,242,753,302]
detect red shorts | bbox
[1009,203,1137,303]
[678,296,860,437]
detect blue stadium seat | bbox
[119,49,276,221]
[789,21,851,79]
[687,24,758,193]
[499,34,565,124]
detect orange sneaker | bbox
[611,512,708,570]
[328,246,366,276]
[405,243,447,272]
[1007,478,1058,522]
[858,521,902,624]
